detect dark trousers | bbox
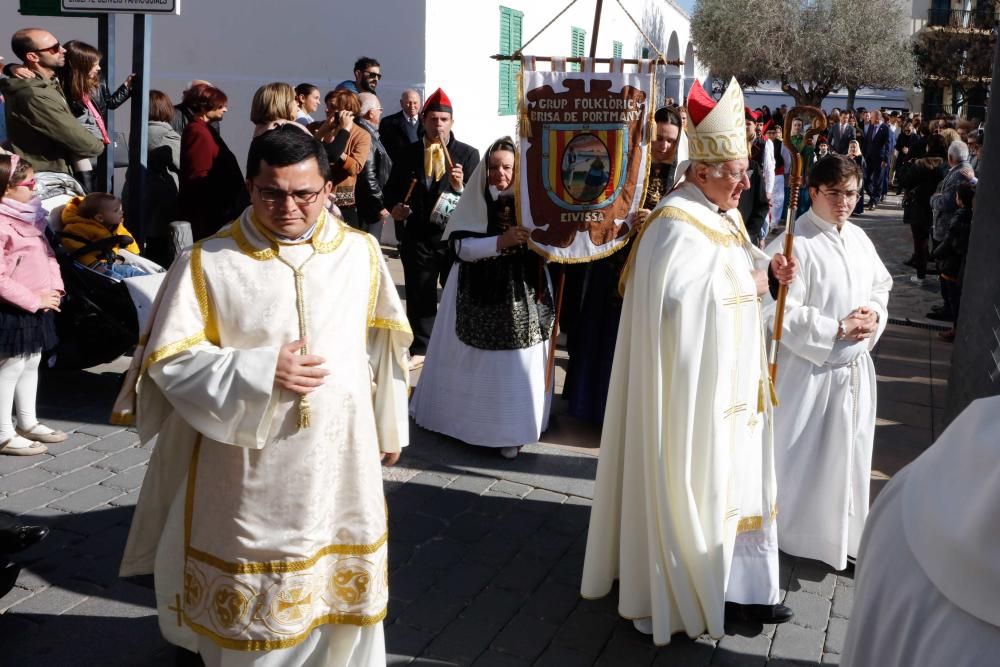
[941,276,962,325]
[360,216,384,243]
[340,206,361,230]
[910,223,930,278]
[399,235,452,354]
[864,162,885,203]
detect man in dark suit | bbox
[862,109,890,209]
[741,110,771,246]
[379,89,422,165]
[827,110,856,155]
[385,88,479,361]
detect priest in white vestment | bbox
[842,396,1000,666]
[764,154,892,571]
[118,126,412,666]
[581,78,798,646]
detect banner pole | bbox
[545,268,567,392]
[589,0,604,59]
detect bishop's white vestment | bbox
[119,209,411,666]
[581,182,780,645]
[842,396,1000,666]
[764,209,891,570]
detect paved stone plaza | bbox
[0,195,953,665]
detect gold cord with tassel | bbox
[276,252,318,430]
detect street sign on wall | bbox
[61,0,180,14]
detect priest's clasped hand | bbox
[841,307,878,341]
[770,253,797,285]
[275,339,329,394]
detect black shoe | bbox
[725,602,795,625]
[0,524,50,554]
[0,560,21,600]
[926,311,952,322]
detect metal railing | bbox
[927,7,998,30]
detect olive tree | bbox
[691,0,915,108]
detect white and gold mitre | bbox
[685,77,748,163]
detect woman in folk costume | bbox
[581,78,798,645]
[410,137,554,459]
[764,154,891,571]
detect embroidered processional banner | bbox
[518,56,656,263]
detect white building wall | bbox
[1,1,700,170]
[0,2,427,169]
[424,0,700,155]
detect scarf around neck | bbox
[0,197,48,232]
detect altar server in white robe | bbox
[118,126,411,667]
[764,154,892,571]
[842,396,1000,666]
[581,78,798,646]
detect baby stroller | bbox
[36,173,166,370]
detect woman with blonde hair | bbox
[250,82,309,137]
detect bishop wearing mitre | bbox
[581,78,797,644]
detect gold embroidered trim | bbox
[735,507,778,534]
[370,318,412,333]
[185,531,389,575]
[233,212,347,260]
[364,235,380,324]
[232,218,277,261]
[526,224,637,264]
[183,607,388,651]
[144,331,208,370]
[190,242,219,345]
[659,206,743,247]
[312,214,347,254]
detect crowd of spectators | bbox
[747,103,982,342]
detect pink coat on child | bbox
[0,197,64,314]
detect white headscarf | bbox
[442,137,516,240]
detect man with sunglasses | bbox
[120,125,411,665]
[0,29,104,175]
[763,154,891,573]
[335,56,382,95]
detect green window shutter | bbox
[571,27,586,72]
[613,40,623,59]
[499,7,523,116]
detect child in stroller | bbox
[59,193,149,280]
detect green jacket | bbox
[0,75,105,174]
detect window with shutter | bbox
[498,7,524,116]
[613,40,623,59]
[571,26,586,72]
